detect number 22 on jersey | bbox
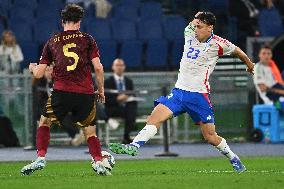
[63,43,79,71]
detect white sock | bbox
[215,138,236,160]
[130,125,158,148]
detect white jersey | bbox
[175,23,236,93]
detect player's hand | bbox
[246,63,255,75]
[95,90,105,103]
[29,63,37,73]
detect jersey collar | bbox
[204,32,214,43]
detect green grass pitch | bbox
[1,157,284,189]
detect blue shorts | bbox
[154,88,215,125]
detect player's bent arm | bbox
[31,64,47,79]
[231,47,254,74]
[185,20,198,36]
[92,57,104,92]
[184,12,203,36]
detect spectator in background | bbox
[260,0,274,9]
[229,0,260,36]
[0,30,23,74]
[265,0,284,15]
[258,0,284,36]
[229,0,260,49]
[254,45,284,104]
[260,0,281,9]
[105,59,137,144]
[93,0,112,18]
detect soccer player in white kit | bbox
[109,12,254,173]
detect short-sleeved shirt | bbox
[39,30,100,94]
[175,22,236,93]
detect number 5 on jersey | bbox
[63,43,79,71]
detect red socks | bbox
[87,136,103,161]
[36,126,102,161]
[36,126,50,157]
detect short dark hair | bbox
[196,12,216,26]
[61,4,84,24]
[260,44,272,51]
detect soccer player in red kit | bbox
[21,4,109,176]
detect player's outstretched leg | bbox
[84,125,111,176]
[109,104,173,156]
[21,116,50,176]
[200,123,246,173]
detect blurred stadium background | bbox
[0,0,283,146]
[1,1,284,189]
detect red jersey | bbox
[39,30,100,94]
